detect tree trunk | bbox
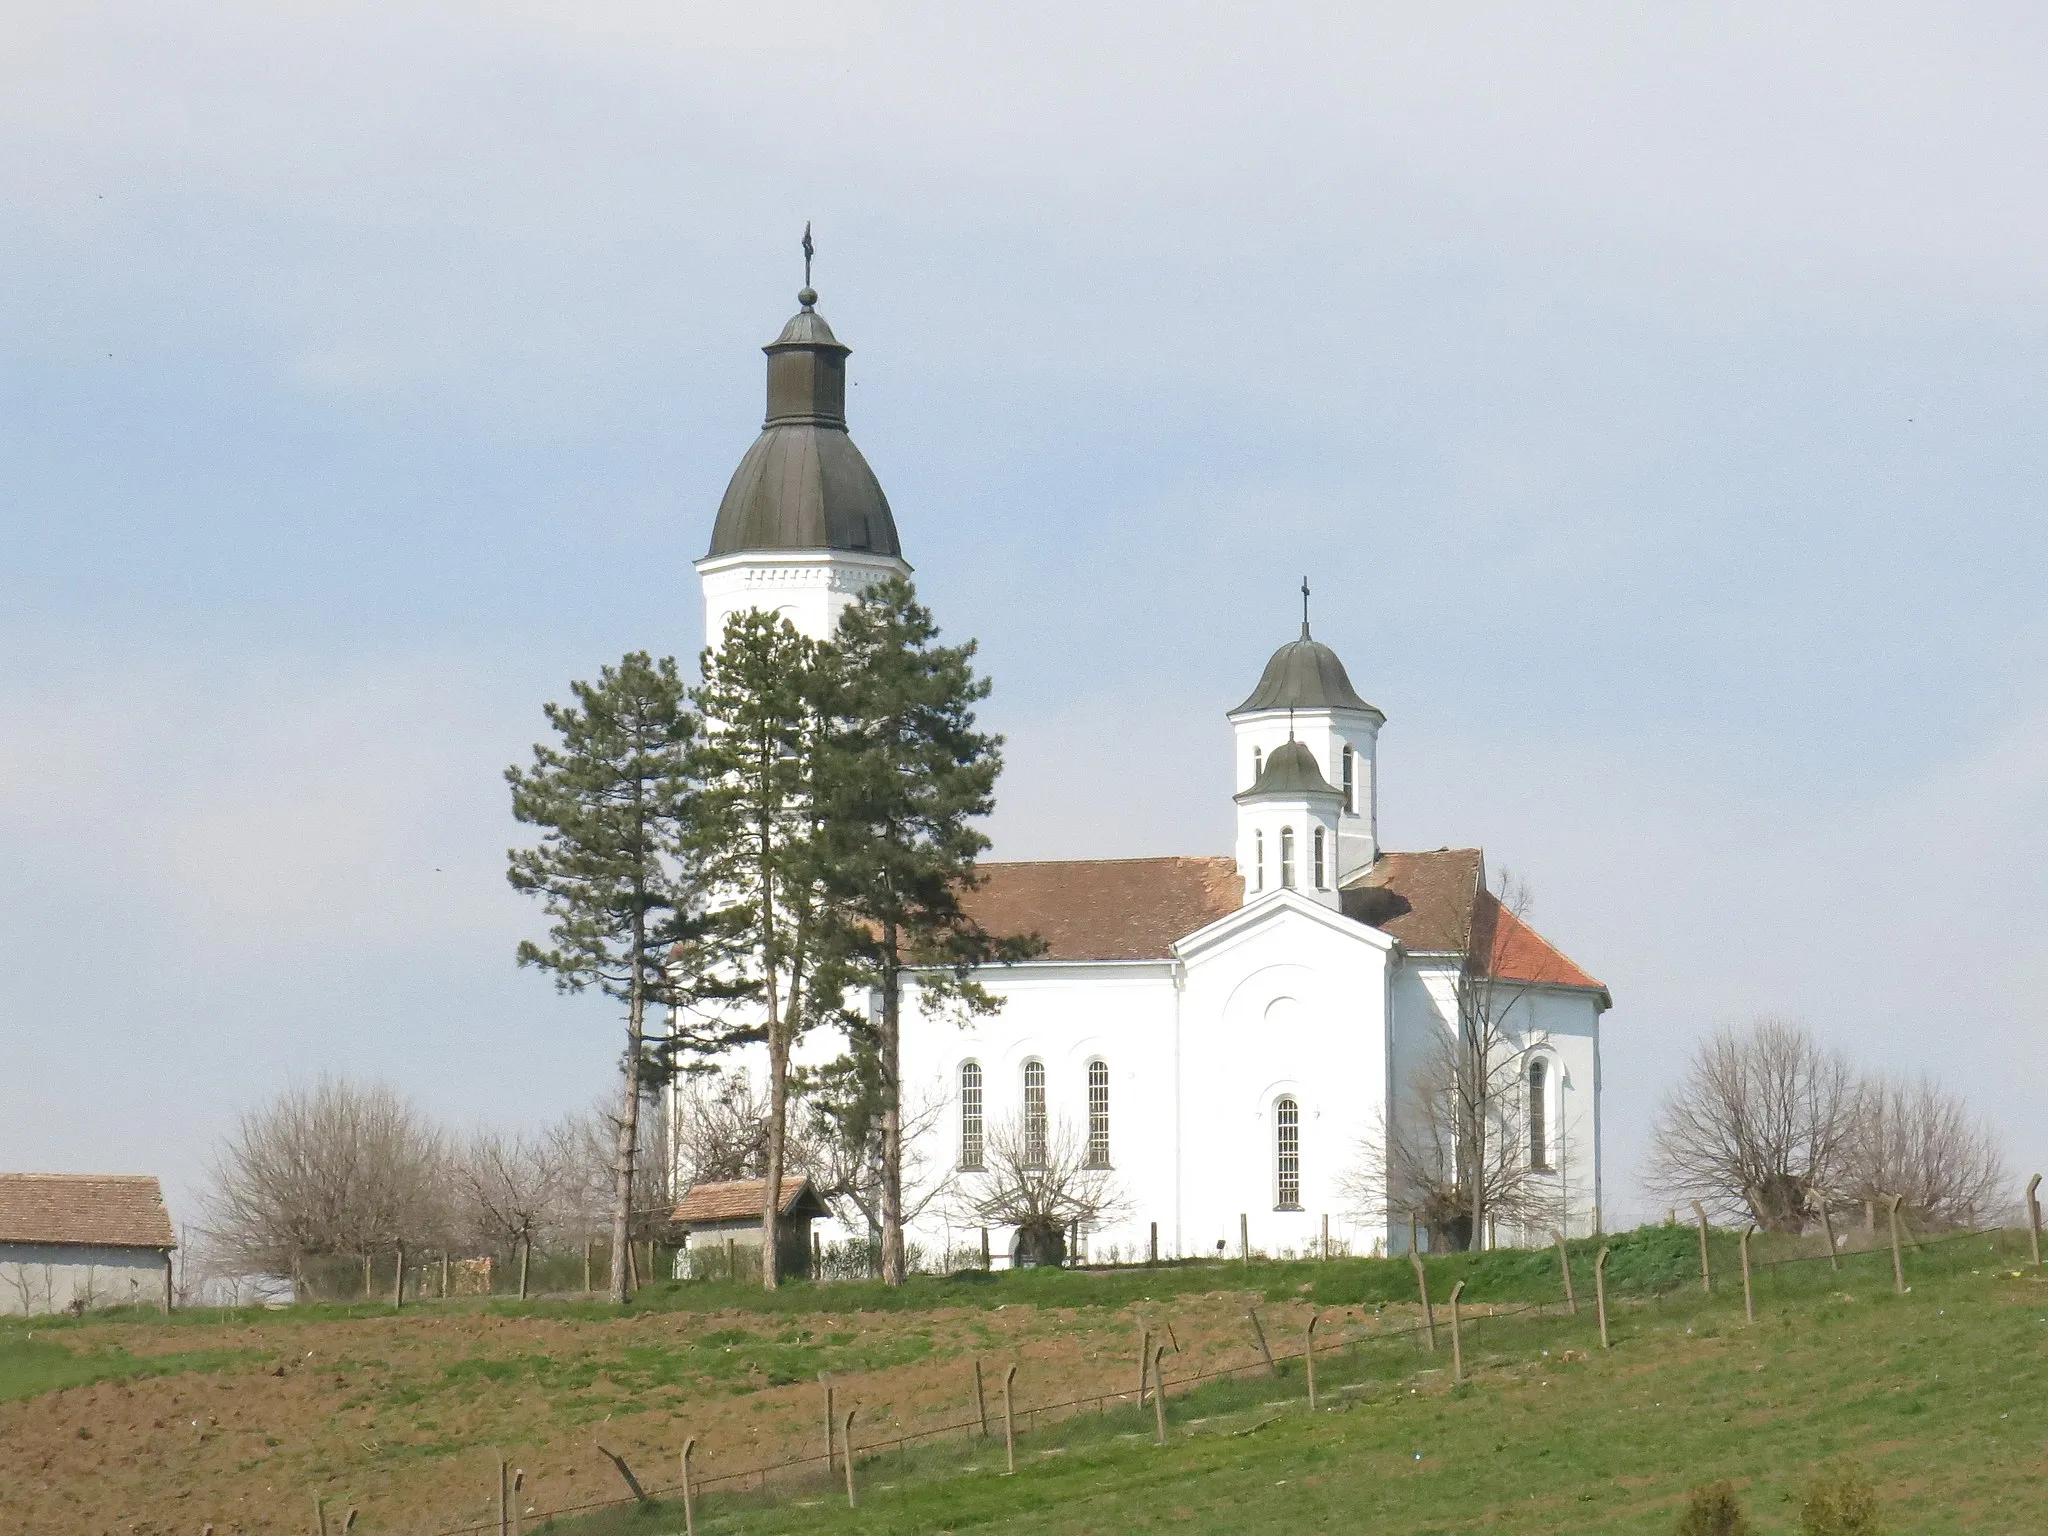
[609,913,646,1305]
[758,800,785,1290]
[879,919,906,1286]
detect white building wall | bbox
[696,549,910,647]
[0,1244,168,1316]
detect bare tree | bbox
[1343,1028,1555,1251]
[1648,1018,1857,1232]
[1838,1073,2006,1231]
[451,1130,565,1297]
[949,1117,1126,1268]
[671,1072,771,1186]
[796,1070,953,1249]
[202,1076,446,1293]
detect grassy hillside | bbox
[2,1226,2038,1534]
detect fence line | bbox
[345,1222,2027,1536]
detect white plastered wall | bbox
[0,1245,169,1316]
[696,549,910,647]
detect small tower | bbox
[696,245,910,645]
[1228,590,1384,883]
[1234,738,1344,910]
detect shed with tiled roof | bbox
[0,1173,176,1316]
[670,1178,829,1283]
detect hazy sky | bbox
[5,5,2046,1229]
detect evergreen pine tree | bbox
[691,611,853,1287]
[816,578,1040,1284]
[506,652,745,1304]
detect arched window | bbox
[1341,745,1356,814]
[1312,826,1327,889]
[1086,1060,1111,1168]
[1022,1059,1047,1167]
[1274,1097,1301,1209]
[1252,745,1264,781]
[1279,826,1296,888]
[1528,1058,1550,1170]
[959,1061,984,1171]
[1253,829,1265,891]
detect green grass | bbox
[0,1334,251,1402]
[533,1230,2047,1535]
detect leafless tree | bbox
[202,1076,447,1291]
[1838,1073,2006,1231]
[1648,1018,1857,1232]
[671,1072,771,1186]
[1342,1028,1556,1251]
[451,1129,565,1296]
[796,1078,953,1244]
[948,1116,1126,1267]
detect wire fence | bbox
[278,1220,2039,1536]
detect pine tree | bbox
[691,612,854,1288]
[506,652,745,1304]
[815,578,1040,1285]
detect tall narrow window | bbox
[1022,1059,1047,1167]
[1254,829,1265,891]
[1252,745,1264,781]
[959,1061,984,1170]
[1528,1058,1549,1169]
[1086,1060,1110,1168]
[1279,826,1296,888]
[1312,826,1327,889]
[1341,746,1356,813]
[1274,1096,1301,1209]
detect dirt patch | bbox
[0,1291,1377,1533]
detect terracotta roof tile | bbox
[959,856,1243,962]
[0,1174,175,1249]
[671,1178,827,1226]
[1483,899,1607,993]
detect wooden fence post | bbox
[1151,1344,1168,1445]
[2028,1174,2042,1268]
[1447,1280,1466,1384]
[1149,1221,1158,1266]
[1137,1327,1150,1404]
[393,1244,405,1309]
[441,1251,451,1299]
[1240,1213,1249,1265]
[518,1236,532,1301]
[1886,1194,1906,1293]
[1818,1199,1840,1273]
[1691,1201,1712,1292]
[496,1458,508,1536]
[510,1470,523,1536]
[981,1227,991,1269]
[679,1437,697,1536]
[1305,1313,1319,1410]
[1739,1227,1755,1323]
[1321,1214,1330,1260]
[841,1408,858,1508]
[163,1250,175,1315]
[1002,1364,1018,1474]
[812,1229,822,1277]
[1554,1233,1577,1315]
[583,1239,592,1295]
[821,1375,835,1474]
[1409,1250,1436,1351]
[315,1491,329,1536]
[974,1359,988,1438]
[1247,1307,1279,1375]
[1594,1246,1611,1350]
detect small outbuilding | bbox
[0,1174,176,1316]
[671,1177,829,1281]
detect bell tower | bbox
[696,232,910,645]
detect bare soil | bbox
[0,1289,1373,1534]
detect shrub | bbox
[1675,1482,1752,1535]
[1799,1463,1882,1535]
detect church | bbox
[689,275,1611,1263]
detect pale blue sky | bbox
[5,5,2046,1228]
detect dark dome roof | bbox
[705,293,903,561]
[1230,630,1380,718]
[1234,738,1340,801]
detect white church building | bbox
[686,279,1611,1262]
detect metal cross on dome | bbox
[1301,576,1312,636]
[802,222,814,289]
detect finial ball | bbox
[798,287,818,308]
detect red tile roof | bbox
[959,856,1243,962]
[0,1174,176,1249]
[671,1177,828,1227]
[1482,899,1607,993]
